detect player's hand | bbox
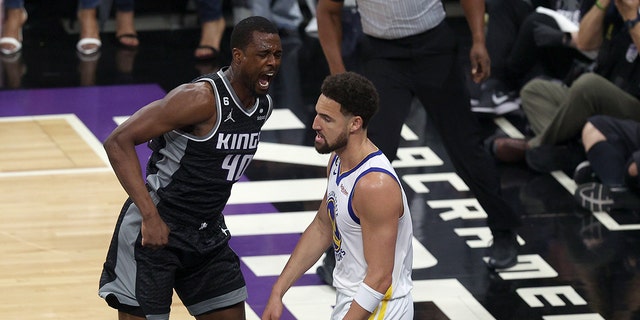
[615,0,640,19]
[261,295,284,320]
[629,161,638,177]
[469,43,491,83]
[141,214,170,249]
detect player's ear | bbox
[231,47,243,66]
[350,116,363,132]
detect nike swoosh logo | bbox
[492,93,510,105]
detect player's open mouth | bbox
[259,72,275,90]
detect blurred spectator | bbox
[487,0,640,176]
[574,115,640,211]
[473,0,595,116]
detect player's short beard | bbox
[315,131,348,154]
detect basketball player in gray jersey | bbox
[98,16,282,320]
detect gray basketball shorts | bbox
[98,198,247,318]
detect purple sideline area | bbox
[0,85,321,318]
[0,85,165,142]
[0,84,279,212]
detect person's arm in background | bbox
[460,0,491,83]
[615,0,640,48]
[317,0,347,74]
[629,150,640,177]
[576,0,610,50]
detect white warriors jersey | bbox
[326,150,413,301]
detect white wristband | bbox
[353,282,384,313]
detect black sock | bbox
[587,141,626,186]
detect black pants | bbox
[486,0,538,82]
[485,0,588,90]
[363,21,521,231]
[507,12,592,87]
[589,115,640,190]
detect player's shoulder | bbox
[356,168,398,192]
[172,81,215,99]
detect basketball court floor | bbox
[1,2,639,319]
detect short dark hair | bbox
[320,72,379,128]
[230,16,279,51]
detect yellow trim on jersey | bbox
[368,286,393,319]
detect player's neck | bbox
[225,67,256,110]
[337,136,377,172]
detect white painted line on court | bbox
[225,211,316,236]
[411,279,496,319]
[0,167,112,178]
[228,178,326,204]
[255,142,329,167]
[0,114,110,177]
[65,114,110,166]
[494,116,526,139]
[263,109,306,130]
[592,212,640,230]
[241,254,324,277]
[401,124,419,141]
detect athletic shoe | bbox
[525,143,586,174]
[574,182,614,212]
[485,135,529,163]
[316,265,333,286]
[574,182,640,212]
[316,248,335,286]
[573,160,598,184]
[304,17,318,38]
[471,89,521,115]
[486,229,518,269]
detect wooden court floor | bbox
[0,115,200,319]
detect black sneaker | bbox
[525,143,586,174]
[611,188,640,210]
[574,182,614,212]
[573,182,640,212]
[573,160,598,184]
[574,182,640,211]
[486,230,519,269]
[471,89,521,115]
[484,133,529,163]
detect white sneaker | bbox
[471,89,520,115]
[305,17,318,38]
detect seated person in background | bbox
[76,0,225,60]
[0,0,140,56]
[0,0,28,55]
[77,0,139,55]
[574,115,640,212]
[487,0,640,175]
[474,0,593,116]
[249,0,304,34]
[194,0,226,60]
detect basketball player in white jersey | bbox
[262,72,414,320]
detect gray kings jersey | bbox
[145,68,273,223]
